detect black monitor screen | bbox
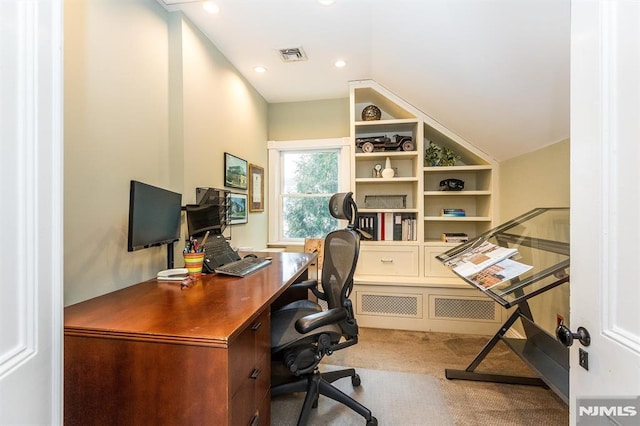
[127,180,182,252]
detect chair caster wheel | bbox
[366,416,378,426]
[351,373,361,387]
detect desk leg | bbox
[444,307,547,387]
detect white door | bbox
[570,0,640,424]
[0,1,63,424]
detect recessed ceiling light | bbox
[335,60,347,68]
[202,1,219,14]
[254,66,267,73]
[318,0,336,5]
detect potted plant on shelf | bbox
[425,141,460,167]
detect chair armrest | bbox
[295,308,348,334]
[288,279,318,291]
[288,279,326,301]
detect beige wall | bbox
[268,99,349,141]
[498,139,570,335]
[499,139,570,220]
[177,17,269,248]
[64,0,268,305]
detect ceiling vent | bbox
[278,47,308,62]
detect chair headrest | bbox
[329,192,356,222]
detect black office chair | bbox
[270,192,377,426]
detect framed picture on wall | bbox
[224,153,248,190]
[229,193,248,225]
[249,164,264,212]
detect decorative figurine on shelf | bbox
[425,141,460,166]
[373,164,383,178]
[361,104,382,121]
[381,157,395,178]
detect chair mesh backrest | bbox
[320,229,360,310]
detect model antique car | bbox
[356,134,415,153]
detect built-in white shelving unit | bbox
[349,80,502,334]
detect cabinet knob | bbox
[556,325,591,347]
[380,258,394,263]
[250,368,261,379]
[251,322,262,331]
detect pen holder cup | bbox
[183,252,205,277]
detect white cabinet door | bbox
[570,0,640,423]
[0,1,63,424]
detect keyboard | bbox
[215,257,272,277]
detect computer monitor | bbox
[127,180,182,269]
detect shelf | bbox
[360,239,418,245]
[423,165,492,172]
[360,208,419,214]
[424,216,492,222]
[423,167,493,193]
[354,85,416,120]
[355,118,418,128]
[424,239,468,246]
[424,191,491,196]
[356,151,418,160]
[356,177,418,183]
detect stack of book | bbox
[358,212,417,241]
[440,208,466,217]
[441,232,468,243]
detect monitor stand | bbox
[167,242,175,269]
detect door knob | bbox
[556,325,591,347]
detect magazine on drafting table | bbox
[443,241,518,276]
[466,258,533,290]
[443,240,532,290]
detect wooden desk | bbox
[64,252,314,426]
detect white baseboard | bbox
[504,328,524,339]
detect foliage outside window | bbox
[282,151,339,239]
[268,138,350,245]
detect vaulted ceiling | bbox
[158,0,570,161]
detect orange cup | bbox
[183,252,205,277]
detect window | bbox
[268,138,351,244]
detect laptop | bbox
[202,235,271,277]
[202,235,241,271]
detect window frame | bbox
[267,138,351,246]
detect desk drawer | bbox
[229,309,270,425]
[356,245,419,277]
[230,310,270,394]
[424,246,457,278]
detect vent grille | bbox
[360,294,419,317]
[278,47,308,62]
[433,297,495,320]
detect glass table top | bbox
[436,208,569,308]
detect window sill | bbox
[268,241,304,248]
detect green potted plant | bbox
[425,141,459,166]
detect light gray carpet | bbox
[314,328,568,425]
[271,364,453,425]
